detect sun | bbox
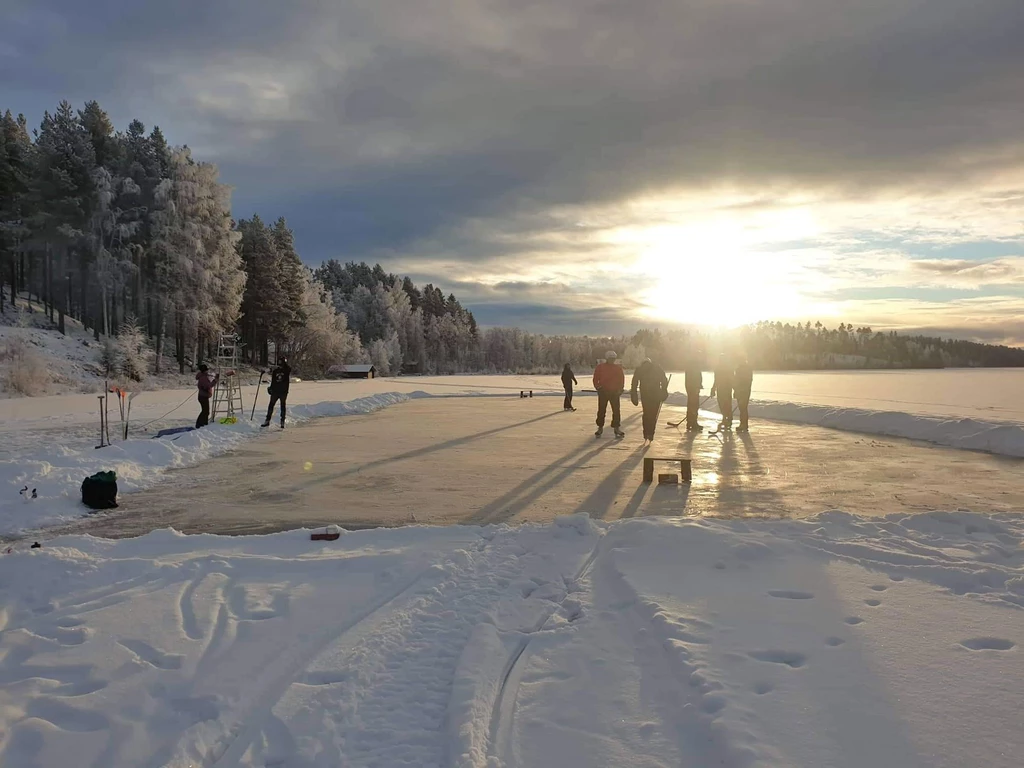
[608,204,828,327]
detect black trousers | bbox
[266,392,287,424]
[717,390,733,425]
[563,384,574,409]
[596,390,621,429]
[686,388,700,428]
[735,388,750,428]
[641,397,660,440]
[196,396,210,428]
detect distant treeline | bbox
[625,323,1024,371]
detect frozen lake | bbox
[671,368,1024,424]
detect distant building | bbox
[327,364,377,379]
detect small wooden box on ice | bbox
[643,457,692,484]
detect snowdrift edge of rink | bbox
[668,393,1024,458]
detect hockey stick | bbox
[652,373,672,428]
[708,405,739,437]
[667,393,713,428]
[251,372,265,420]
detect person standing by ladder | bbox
[561,363,578,411]
[196,364,219,429]
[262,356,291,429]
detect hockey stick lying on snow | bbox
[667,394,713,428]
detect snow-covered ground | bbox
[0,512,1020,767]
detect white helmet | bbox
[605,350,617,360]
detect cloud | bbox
[4,0,1024,340]
[908,258,1024,288]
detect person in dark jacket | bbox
[734,358,753,432]
[561,363,578,411]
[684,356,704,431]
[631,357,669,443]
[709,354,734,429]
[262,357,291,428]
[195,364,219,428]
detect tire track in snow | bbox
[486,532,605,767]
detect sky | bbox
[3,0,1024,344]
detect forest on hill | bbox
[3,100,1020,397]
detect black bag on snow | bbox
[81,471,118,510]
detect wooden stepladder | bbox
[211,334,245,422]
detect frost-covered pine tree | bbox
[151,148,242,372]
[115,315,152,381]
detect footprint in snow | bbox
[825,637,846,647]
[767,590,814,600]
[748,650,807,668]
[959,638,1015,651]
[865,599,882,607]
[844,616,864,625]
[753,681,774,695]
[870,585,888,591]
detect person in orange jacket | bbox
[593,350,625,438]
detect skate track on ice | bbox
[56,397,1024,539]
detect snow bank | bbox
[669,392,1024,457]
[0,392,411,535]
[0,512,1020,768]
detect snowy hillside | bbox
[0,298,199,398]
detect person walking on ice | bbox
[195,364,219,429]
[684,355,704,431]
[734,357,753,432]
[262,356,291,428]
[561,363,578,411]
[593,351,625,438]
[710,353,734,430]
[631,357,669,444]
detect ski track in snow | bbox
[2,511,1020,767]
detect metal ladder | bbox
[211,334,245,421]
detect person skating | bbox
[631,357,669,444]
[709,354,734,429]
[561,363,578,411]
[262,356,291,428]
[684,356,704,431]
[593,351,625,438]
[195,364,219,429]
[734,357,753,432]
